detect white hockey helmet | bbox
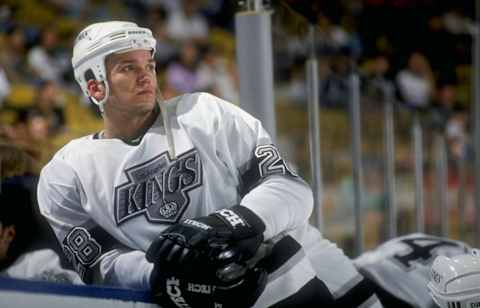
[72,21,156,110]
[428,249,480,308]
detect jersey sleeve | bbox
[213,94,314,240]
[37,156,153,290]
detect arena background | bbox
[0,0,476,262]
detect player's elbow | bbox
[292,179,314,223]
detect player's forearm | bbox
[240,176,313,240]
[95,249,153,290]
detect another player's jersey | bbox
[355,233,471,308]
[2,249,83,284]
[38,93,378,307]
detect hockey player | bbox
[0,178,81,283]
[37,21,382,307]
[428,249,480,308]
[0,144,82,285]
[355,233,472,308]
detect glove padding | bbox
[146,205,266,272]
[146,205,267,308]
[149,254,268,308]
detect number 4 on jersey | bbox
[392,236,465,271]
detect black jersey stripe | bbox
[239,144,297,197]
[268,276,382,308]
[333,276,382,307]
[61,222,127,283]
[268,277,335,307]
[261,234,302,275]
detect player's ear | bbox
[2,225,16,243]
[87,79,106,101]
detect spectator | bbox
[1,110,52,171]
[31,80,66,136]
[149,7,178,66]
[165,40,201,94]
[166,1,209,42]
[196,46,239,103]
[315,14,350,56]
[319,53,352,107]
[27,28,68,83]
[0,66,10,107]
[280,57,307,106]
[429,83,469,161]
[396,51,435,108]
[446,110,468,161]
[364,53,394,102]
[0,142,31,179]
[0,26,28,83]
[429,83,457,131]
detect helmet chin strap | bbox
[89,80,110,114]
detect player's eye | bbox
[121,65,133,72]
[147,63,156,72]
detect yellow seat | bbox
[5,84,36,108]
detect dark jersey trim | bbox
[333,276,380,307]
[269,277,335,307]
[270,275,381,308]
[61,224,126,284]
[261,235,302,275]
[239,144,297,197]
[360,273,414,308]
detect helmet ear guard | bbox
[428,251,480,308]
[71,21,157,111]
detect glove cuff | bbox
[213,205,266,238]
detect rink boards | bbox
[0,276,157,308]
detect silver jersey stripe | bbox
[358,294,382,308]
[332,273,364,299]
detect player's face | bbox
[0,222,15,262]
[105,50,157,114]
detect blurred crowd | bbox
[0,0,477,253]
[0,0,240,171]
[275,0,473,162]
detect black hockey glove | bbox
[146,205,266,271]
[148,254,268,308]
[146,205,267,308]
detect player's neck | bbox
[103,106,158,141]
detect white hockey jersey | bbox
[2,249,83,284]
[38,92,379,307]
[355,233,471,308]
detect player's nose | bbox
[137,66,154,84]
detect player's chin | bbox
[133,99,156,114]
[136,95,156,106]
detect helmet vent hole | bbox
[84,69,95,83]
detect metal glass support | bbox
[435,133,449,237]
[473,0,480,246]
[412,110,425,233]
[306,25,323,231]
[383,84,397,238]
[235,3,276,142]
[350,70,364,255]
